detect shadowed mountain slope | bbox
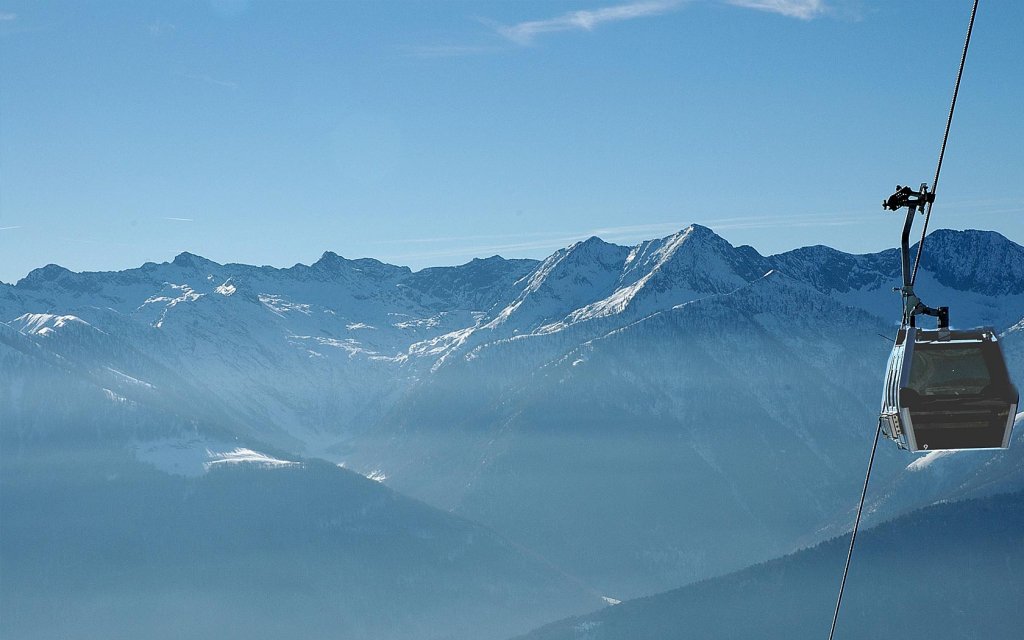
[516,489,1024,640]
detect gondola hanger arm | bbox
[880,184,948,329]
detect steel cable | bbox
[911,0,981,286]
[827,421,882,640]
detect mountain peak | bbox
[627,225,732,263]
[625,224,762,278]
[307,252,411,281]
[573,235,607,248]
[16,263,74,289]
[471,255,504,264]
[916,228,1024,295]
[683,223,716,237]
[679,223,734,249]
[926,227,1012,244]
[171,252,212,269]
[563,235,627,265]
[316,250,346,266]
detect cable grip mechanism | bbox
[882,183,934,212]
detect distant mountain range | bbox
[2,225,1022,637]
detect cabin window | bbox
[908,345,992,396]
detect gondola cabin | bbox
[880,326,1018,451]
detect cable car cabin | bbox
[880,326,1018,452]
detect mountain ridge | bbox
[4,224,1023,604]
[12,224,1021,293]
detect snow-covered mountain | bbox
[3,225,1023,607]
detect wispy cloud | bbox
[0,12,16,21]
[369,229,572,246]
[148,20,176,36]
[179,72,239,90]
[494,0,685,45]
[725,0,826,20]
[415,0,829,57]
[924,197,1024,220]
[0,225,22,231]
[163,217,194,222]
[406,44,508,59]
[383,235,597,263]
[56,236,140,248]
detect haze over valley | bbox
[3,226,1023,638]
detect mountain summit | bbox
[3,226,1022,605]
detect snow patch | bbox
[14,313,99,336]
[215,280,236,296]
[601,596,621,605]
[135,442,299,477]
[288,334,396,360]
[906,449,959,472]
[365,469,387,483]
[102,388,129,404]
[205,448,299,470]
[139,283,205,328]
[259,294,311,315]
[135,437,232,477]
[138,441,300,477]
[105,367,154,389]
[394,316,441,329]
[162,284,203,307]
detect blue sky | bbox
[1,0,1022,283]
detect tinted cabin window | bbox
[908,345,991,396]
